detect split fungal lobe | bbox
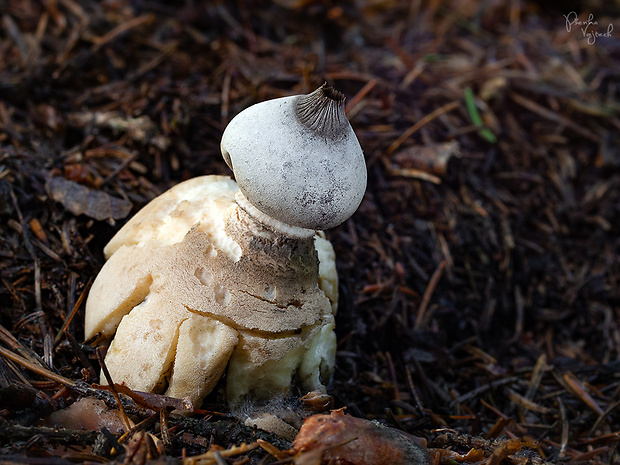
[85,176,338,407]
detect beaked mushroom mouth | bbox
[320,85,345,102]
[294,83,347,139]
[234,192,316,239]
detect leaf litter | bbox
[0,0,619,463]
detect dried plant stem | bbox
[414,260,446,330]
[0,345,75,387]
[55,277,92,345]
[386,101,460,156]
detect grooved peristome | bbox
[294,84,347,138]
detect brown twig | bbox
[414,260,445,330]
[386,101,460,156]
[55,277,92,345]
[0,345,75,387]
[97,347,133,433]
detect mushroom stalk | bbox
[233,192,315,240]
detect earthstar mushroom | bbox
[84,84,366,421]
[221,84,367,230]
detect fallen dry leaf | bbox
[292,410,430,465]
[47,176,132,221]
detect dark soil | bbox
[1,1,619,463]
